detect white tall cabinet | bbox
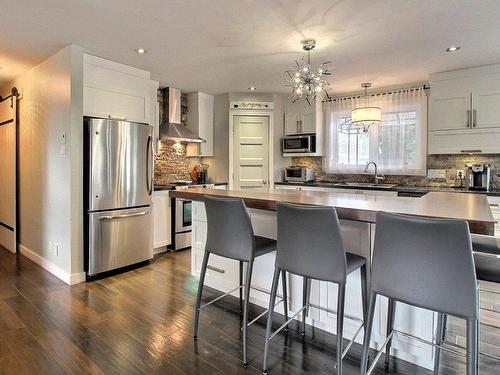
[428,64,500,154]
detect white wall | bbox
[1,45,84,284]
[203,93,229,182]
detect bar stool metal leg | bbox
[239,260,244,313]
[281,270,289,331]
[466,318,479,375]
[242,260,254,367]
[361,292,377,375]
[193,251,210,339]
[433,312,444,375]
[360,265,368,325]
[302,276,309,336]
[336,284,346,373]
[385,299,396,371]
[263,267,281,375]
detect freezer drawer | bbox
[86,117,154,211]
[88,207,153,276]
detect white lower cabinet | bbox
[190,200,435,369]
[487,196,500,237]
[152,191,171,251]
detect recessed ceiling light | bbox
[248,86,256,91]
[136,48,147,54]
[446,46,461,52]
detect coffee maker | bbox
[467,164,491,191]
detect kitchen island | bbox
[170,188,494,370]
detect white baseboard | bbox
[19,245,85,285]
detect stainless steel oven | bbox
[173,197,192,250]
[282,134,316,154]
[171,183,214,251]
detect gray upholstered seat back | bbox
[372,212,478,319]
[204,196,255,261]
[276,202,347,283]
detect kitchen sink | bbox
[333,182,397,189]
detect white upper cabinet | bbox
[283,99,323,156]
[428,64,500,154]
[284,100,322,135]
[186,92,214,157]
[83,54,159,134]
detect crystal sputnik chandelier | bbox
[285,39,332,105]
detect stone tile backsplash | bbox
[154,141,201,184]
[291,154,500,189]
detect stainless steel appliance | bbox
[171,182,214,250]
[159,87,205,143]
[84,117,154,276]
[282,134,316,154]
[284,166,315,182]
[467,163,491,191]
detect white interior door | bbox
[233,115,269,190]
[0,92,17,253]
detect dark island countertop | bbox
[274,181,500,197]
[154,182,229,192]
[170,188,495,235]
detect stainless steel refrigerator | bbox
[84,117,154,277]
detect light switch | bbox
[59,132,66,156]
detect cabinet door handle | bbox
[108,115,127,121]
[472,109,477,128]
[466,110,471,128]
[461,149,482,153]
[207,265,225,274]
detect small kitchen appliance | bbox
[284,166,315,182]
[282,134,316,154]
[467,163,491,191]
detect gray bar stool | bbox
[193,196,289,367]
[262,202,368,375]
[360,212,479,375]
[439,234,500,363]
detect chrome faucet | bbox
[364,162,385,184]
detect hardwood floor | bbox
[0,246,499,374]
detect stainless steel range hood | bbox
[159,87,205,143]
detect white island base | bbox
[190,201,437,370]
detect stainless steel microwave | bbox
[282,135,316,154]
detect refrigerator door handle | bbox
[99,210,151,221]
[146,135,153,195]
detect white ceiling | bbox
[1,0,500,95]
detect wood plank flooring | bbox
[0,246,499,374]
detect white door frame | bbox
[229,109,274,190]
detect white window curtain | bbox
[323,88,428,175]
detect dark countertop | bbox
[274,181,500,197]
[154,182,228,192]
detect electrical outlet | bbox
[427,169,446,179]
[49,241,59,256]
[456,169,465,180]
